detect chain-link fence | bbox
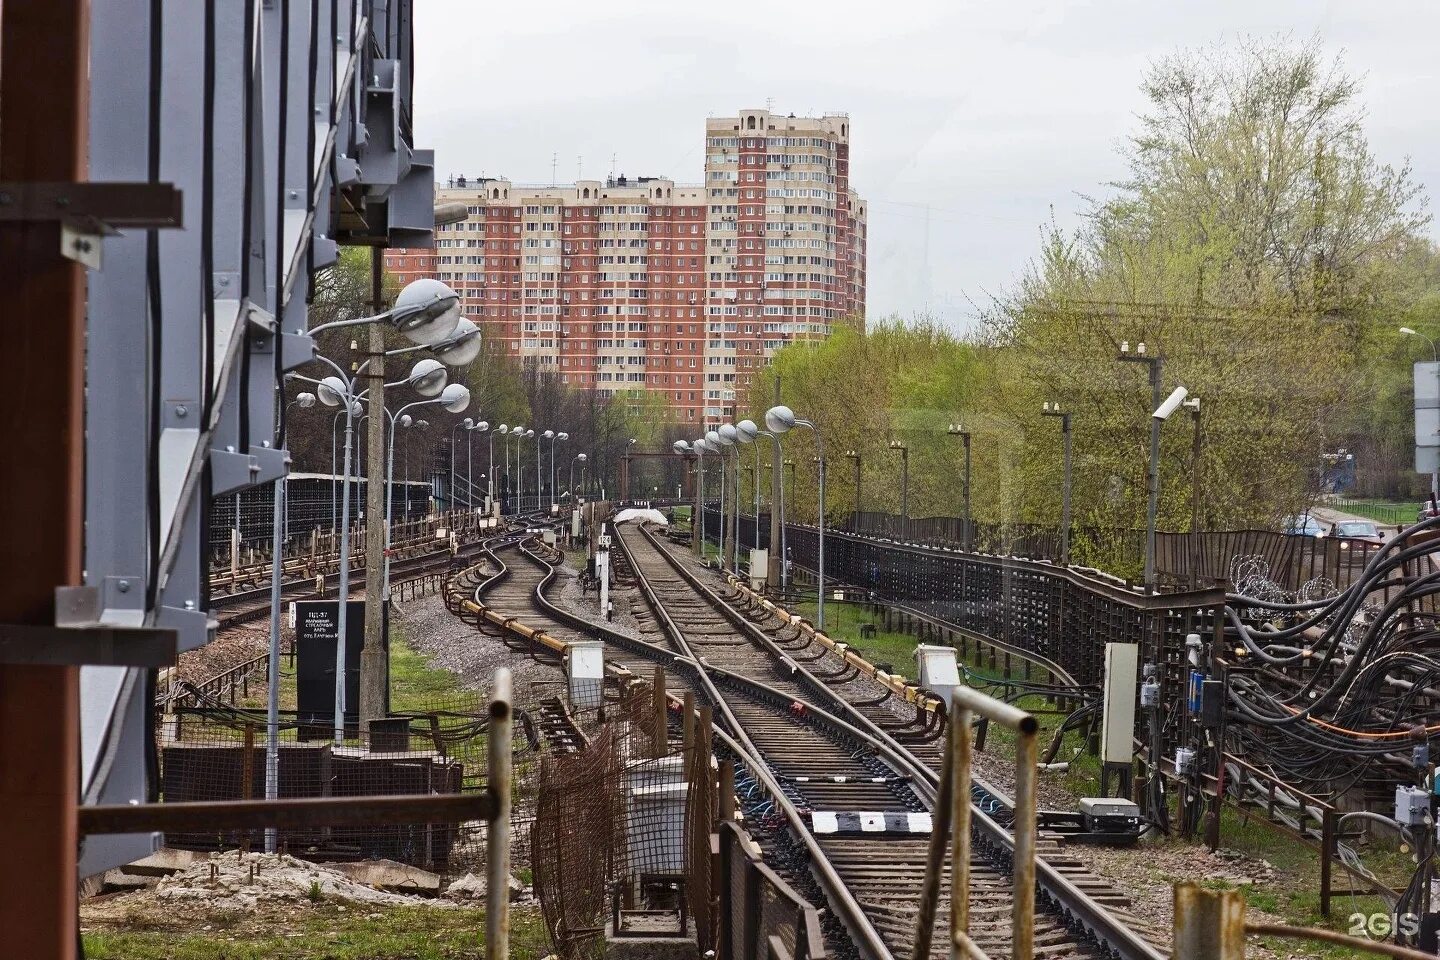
[154,688,541,881]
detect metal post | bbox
[467,427,474,509]
[265,474,285,851]
[1059,417,1071,567]
[361,254,387,733]
[334,399,357,744]
[768,377,783,591]
[0,2,86,948]
[488,430,497,516]
[962,433,972,552]
[729,447,740,571]
[900,446,909,540]
[652,665,668,757]
[1172,883,1245,960]
[1145,411,1162,590]
[1012,721,1037,960]
[692,452,703,558]
[718,444,727,568]
[752,445,762,554]
[817,451,827,630]
[486,668,513,960]
[950,706,972,953]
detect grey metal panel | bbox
[78,667,159,877]
[388,147,435,248]
[358,59,400,187]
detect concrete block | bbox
[119,848,208,877]
[605,917,696,960]
[321,859,441,896]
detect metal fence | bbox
[152,690,539,879]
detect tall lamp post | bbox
[385,385,472,598]
[488,424,505,515]
[888,438,909,541]
[297,357,449,744]
[465,421,489,513]
[766,405,828,630]
[548,431,569,510]
[843,450,862,529]
[946,424,972,551]
[1146,385,1191,591]
[450,418,473,510]
[1040,402,1073,566]
[570,452,587,500]
[401,418,428,515]
[705,429,726,566]
[671,440,699,555]
[1117,341,1165,590]
[719,423,741,571]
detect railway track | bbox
[444,522,1167,959]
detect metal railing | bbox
[913,687,1039,960]
[716,820,825,960]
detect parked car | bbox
[1281,515,1325,537]
[1331,520,1385,546]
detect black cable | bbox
[273,0,290,447]
[200,1,217,423]
[236,0,257,452]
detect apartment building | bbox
[385,109,866,424]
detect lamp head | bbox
[415,419,429,428]
[391,278,462,345]
[316,376,348,406]
[349,399,364,417]
[524,428,534,438]
[673,440,690,455]
[543,429,555,440]
[577,453,587,462]
[764,405,796,434]
[407,358,449,397]
[736,419,758,443]
[398,414,413,428]
[432,317,482,366]
[462,417,474,429]
[557,432,569,441]
[295,392,317,409]
[497,423,508,434]
[440,383,472,414]
[718,423,737,445]
[1401,326,1419,336]
[512,424,524,434]
[1153,385,1189,421]
[705,430,721,451]
[473,420,490,432]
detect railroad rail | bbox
[442,522,1166,960]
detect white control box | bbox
[914,644,961,706]
[1100,642,1139,766]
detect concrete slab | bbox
[320,859,442,896]
[604,917,697,959]
[119,848,208,877]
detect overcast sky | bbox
[413,0,1440,333]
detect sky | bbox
[413,0,1440,333]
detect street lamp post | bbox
[450,418,473,510]
[385,386,471,600]
[1147,385,1192,592]
[297,358,450,744]
[947,424,971,551]
[489,424,504,515]
[570,452,587,502]
[737,420,768,557]
[402,419,428,515]
[843,450,861,529]
[706,429,726,567]
[549,431,569,511]
[719,423,741,571]
[766,405,828,630]
[1118,341,1165,590]
[888,439,909,541]
[466,421,489,513]
[1041,402,1073,566]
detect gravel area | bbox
[391,589,562,710]
[174,623,276,684]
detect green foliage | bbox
[741,320,980,524]
[747,37,1436,554]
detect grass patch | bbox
[1330,498,1421,525]
[83,903,551,960]
[387,629,467,714]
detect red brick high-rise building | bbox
[386,109,866,424]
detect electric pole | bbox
[360,248,388,731]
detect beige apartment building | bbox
[386,109,866,424]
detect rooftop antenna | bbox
[577,155,582,181]
[610,153,617,180]
[765,96,774,112]
[551,152,557,187]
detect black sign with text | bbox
[294,600,380,727]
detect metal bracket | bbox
[0,587,177,666]
[0,181,183,268]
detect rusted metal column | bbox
[950,707,972,955]
[1172,883,1244,959]
[1012,722,1038,960]
[486,668,513,960]
[718,761,736,821]
[653,666,668,757]
[0,2,88,957]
